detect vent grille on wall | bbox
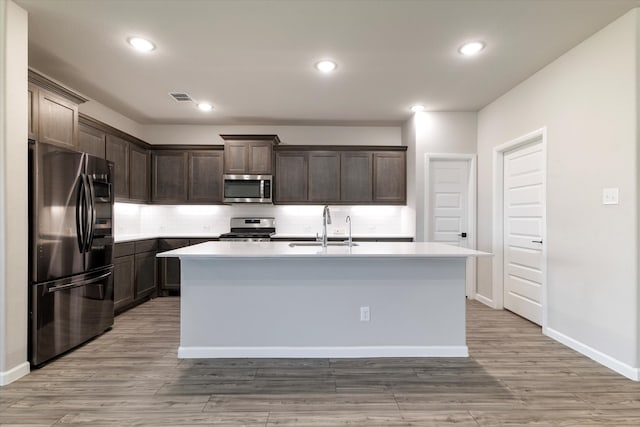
[169,92,193,102]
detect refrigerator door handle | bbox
[75,176,86,253]
[85,175,96,252]
[48,271,112,293]
[81,174,91,253]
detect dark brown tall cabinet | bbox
[221,134,279,174]
[28,70,87,147]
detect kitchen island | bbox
[157,241,490,359]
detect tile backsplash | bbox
[114,203,415,239]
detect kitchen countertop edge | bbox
[157,241,492,259]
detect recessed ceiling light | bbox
[197,102,213,112]
[127,37,155,52]
[315,60,337,73]
[458,41,485,56]
[410,104,425,113]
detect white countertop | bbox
[115,234,221,243]
[115,233,412,243]
[270,234,414,239]
[157,241,491,259]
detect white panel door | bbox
[503,140,545,325]
[429,160,469,247]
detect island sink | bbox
[288,242,359,247]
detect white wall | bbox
[140,124,401,147]
[477,9,639,375]
[0,0,29,385]
[402,112,477,241]
[79,98,144,140]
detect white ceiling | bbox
[15,0,640,126]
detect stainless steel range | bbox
[219,217,276,242]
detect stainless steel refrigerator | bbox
[29,141,115,366]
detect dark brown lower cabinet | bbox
[113,255,134,312]
[114,239,157,314]
[135,251,157,298]
[158,239,190,295]
[157,238,218,295]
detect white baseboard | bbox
[0,361,30,386]
[544,327,639,381]
[474,293,495,308]
[178,345,469,359]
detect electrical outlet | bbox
[602,188,619,205]
[334,227,345,235]
[360,306,370,322]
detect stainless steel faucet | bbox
[346,215,352,247]
[322,205,332,247]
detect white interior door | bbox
[503,140,545,325]
[428,160,469,247]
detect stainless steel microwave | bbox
[223,174,272,203]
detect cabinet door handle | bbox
[458,232,467,238]
[531,239,543,244]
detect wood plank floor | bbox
[2,297,639,426]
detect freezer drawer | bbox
[30,267,114,366]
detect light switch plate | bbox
[602,188,619,205]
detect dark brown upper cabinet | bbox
[152,151,188,202]
[188,150,223,203]
[81,114,153,203]
[274,146,406,205]
[308,151,340,202]
[221,134,280,175]
[151,147,224,204]
[341,151,373,203]
[28,70,87,148]
[373,151,406,204]
[37,90,78,148]
[106,134,130,200]
[129,144,150,202]
[78,120,106,159]
[275,151,308,202]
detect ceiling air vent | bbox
[169,92,193,102]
